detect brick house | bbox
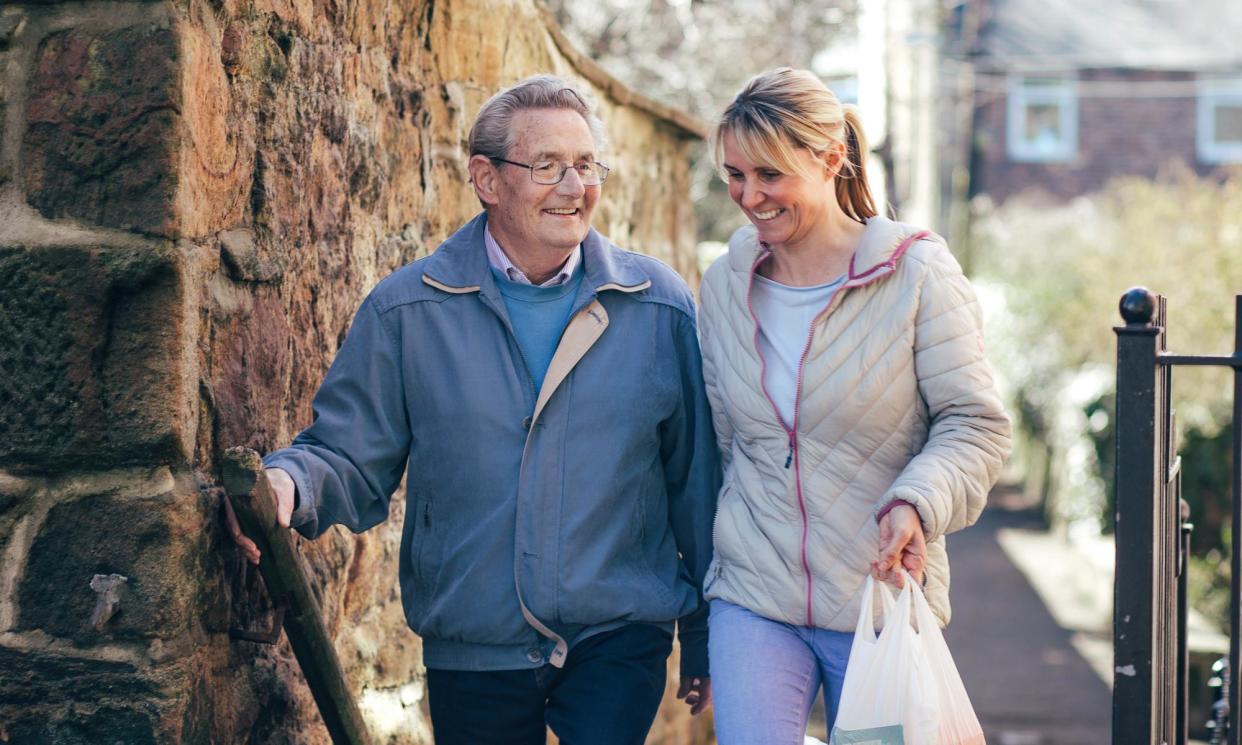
[949,0,1242,205]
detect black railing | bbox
[1113,289,1242,745]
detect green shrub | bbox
[972,166,1241,596]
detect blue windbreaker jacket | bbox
[262,213,719,676]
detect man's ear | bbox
[468,154,501,207]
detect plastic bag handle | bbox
[855,575,878,639]
[878,577,913,643]
[906,569,940,636]
[856,574,903,641]
[877,576,896,616]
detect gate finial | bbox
[1119,287,1156,326]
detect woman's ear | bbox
[823,143,847,180]
[468,155,501,207]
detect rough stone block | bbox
[207,287,294,460]
[0,477,33,567]
[175,21,252,239]
[219,228,281,283]
[0,11,22,49]
[0,244,192,471]
[16,492,198,642]
[0,9,20,189]
[0,647,161,744]
[2,706,158,745]
[22,23,179,235]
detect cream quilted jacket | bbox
[699,216,1011,631]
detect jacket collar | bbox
[726,215,927,288]
[422,212,650,294]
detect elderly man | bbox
[228,75,718,744]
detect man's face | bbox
[485,108,601,256]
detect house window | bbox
[1197,79,1242,164]
[1007,75,1078,162]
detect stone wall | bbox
[0,0,710,742]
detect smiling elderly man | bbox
[228,75,719,745]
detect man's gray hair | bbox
[468,75,608,159]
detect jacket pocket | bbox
[555,494,684,625]
[413,493,439,590]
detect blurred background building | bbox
[951,0,1242,206]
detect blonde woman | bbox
[698,68,1011,743]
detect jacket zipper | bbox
[481,289,566,662]
[741,231,925,626]
[746,252,854,628]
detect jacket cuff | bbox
[261,455,318,538]
[677,605,710,679]
[875,498,915,524]
[876,490,935,540]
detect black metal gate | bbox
[1113,288,1242,745]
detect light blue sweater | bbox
[490,266,584,391]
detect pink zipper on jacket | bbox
[743,231,929,627]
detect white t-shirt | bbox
[751,273,846,427]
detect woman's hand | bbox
[872,503,926,588]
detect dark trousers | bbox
[426,624,673,745]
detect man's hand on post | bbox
[676,676,712,716]
[872,503,927,589]
[223,467,296,565]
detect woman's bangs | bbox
[733,124,806,178]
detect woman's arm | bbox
[698,274,736,473]
[877,245,1012,544]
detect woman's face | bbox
[721,131,837,250]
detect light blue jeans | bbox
[709,599,854,745]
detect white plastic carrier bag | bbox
[909,573,987,745]
[829,572,985,745]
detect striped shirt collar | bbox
[484,225,581,287]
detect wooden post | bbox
[222,447,374,745]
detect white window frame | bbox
[1006,75,1078,163]
[1197,78,1242,165]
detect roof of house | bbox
[977,0,1242,72]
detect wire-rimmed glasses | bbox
[492,157,611,186]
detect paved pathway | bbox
[942,493,1112,745]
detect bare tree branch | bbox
[547,0,859,119]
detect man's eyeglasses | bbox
[492,157,611,186]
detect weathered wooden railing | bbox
[222,446,374,745]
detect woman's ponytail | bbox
[835,107,878,222]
